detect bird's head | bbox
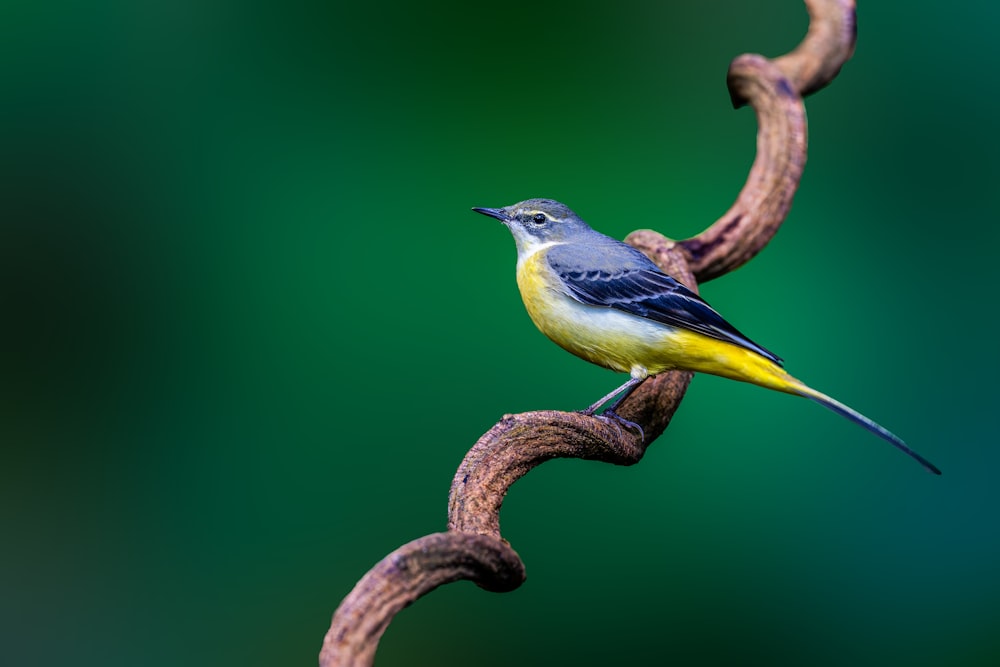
[473,198,594,253]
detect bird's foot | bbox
[595,410,645,442]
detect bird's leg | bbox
[603,378,646,415]
[580,377,646,441]
[581,377,644,415]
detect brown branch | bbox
[678,55,807,283]
[319,532,524,666]
[775,0,856,96]
[680,0,856,283]
[320,2,856,664]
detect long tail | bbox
[790,382,941,475]
[687,337,942,474]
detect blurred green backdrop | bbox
[3,1,998,665]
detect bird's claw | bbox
[595,410,645,442]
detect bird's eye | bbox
[532,213,546,224]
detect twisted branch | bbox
[320,1,856,664]
[680,0,856,282]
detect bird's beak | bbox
[472,207,511,223]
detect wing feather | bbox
[546,242,783,365]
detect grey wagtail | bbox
[473,198,940,474]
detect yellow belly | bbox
[516,250,799,393]
[516,251,673,377]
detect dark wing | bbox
[546,241,783,365]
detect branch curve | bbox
[680,0,855,283]
[320,532,524,666]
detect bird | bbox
[473,198,940,475]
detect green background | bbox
[3,1,998,665]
